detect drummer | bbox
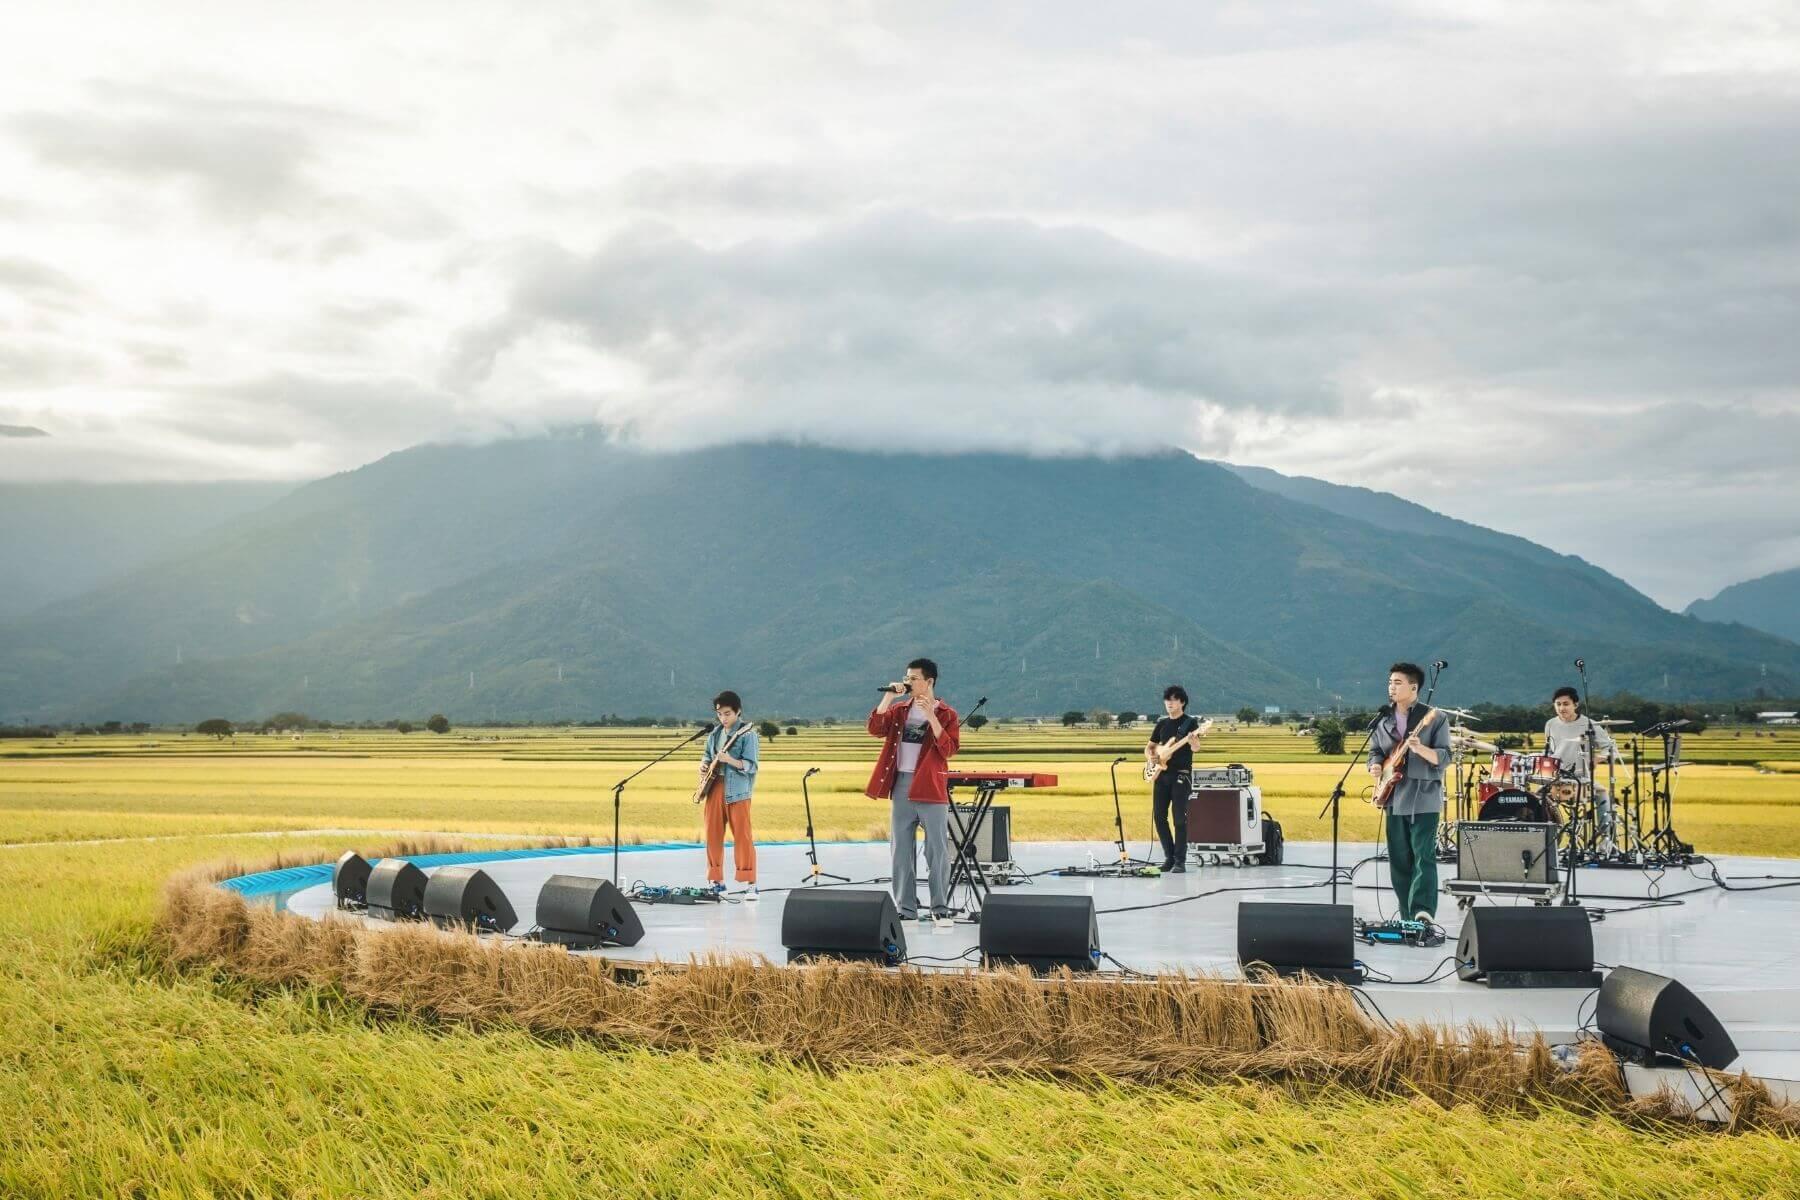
[1544,686,1620,840]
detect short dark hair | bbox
[1552,685,1580,706]
[907,657,938,683]
[711,690,742,712]
[1163,684,1189,706]
[1388,662,1425,687]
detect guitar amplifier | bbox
[1448,821,1560,899]
[1185,787,1264,851]
[951,804,1012,864]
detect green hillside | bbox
[3,432,1797,722]
[1688,567,1800,643]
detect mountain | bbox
[3,432,1796,722]
[1687,568,1800,643]
[0,481,297,620]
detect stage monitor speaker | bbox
[332,851,371,910]
[366,858,427,922]
[1236,902,1362,983]
[1454,905,1599,987]
[1457,822,1559,888]
[950,803,1011,863]
[780,888,905,965]
[421,865,517,933]
[979,893,1099,973]
[1597,966,1739,1070]
[534,874,644,949]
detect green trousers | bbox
[1386,811,1440,918]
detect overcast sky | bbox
[2,1,1797,608]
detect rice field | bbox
[3,725,1799,1196]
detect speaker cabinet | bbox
[1236,902,1362,983]
[1186,787,1263,849]
[332,851,372,910]
[780,888,906,965]
[1457,822,1560,888]
[534,874,644,949]
[366,858,427,922]
[1598,966,1739,1070]
[1455,906,1599,987]
[950,803,1011,863]
[979,893,1099,973]
[421,865,517,933]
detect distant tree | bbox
[1312,716,1346,755]
[1061,710,1084,727]
[268,711,313,731]
[128,722,150,734]
[396,721,415,734]
[758,720,780,738]
[100,720,122,734]
[1493,733,1527,751]
[967,714,990,731]
[195,718,234,739]
[1115,710,1138,727]
[785,725,798,736]
[1236,707,1259,724]
[1262,712,1283,725]
[426,714,450,734]
[1089,709,1113,729]
[820,717,838,726]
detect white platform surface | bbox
[286,839,1800,1084]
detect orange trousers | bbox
[703,777,756,883]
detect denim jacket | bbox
[703,722,760,803]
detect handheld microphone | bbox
[875,683,911,694]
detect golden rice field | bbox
[4,724,1800,1196]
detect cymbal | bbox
[1648,761,1693,774]
[1453,737,1499,753]
[1438,707,1478,720]
[1595,718,1634,726]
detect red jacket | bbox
[864,698,961,803]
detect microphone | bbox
[1574,658,1585,672]
[875,684,911,694]
[1433,660,1449,671]
[804,766,821,778]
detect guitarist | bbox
[700,691,760,900]
[1147,685,1206,873]
[1366,662,1450,922]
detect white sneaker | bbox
[742,884,759,902]
[708,881,726,896]
[932,914,955,929]
[1414,910,1434,924]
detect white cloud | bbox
[0,0,1797,606]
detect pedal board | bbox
[628,885,722,905]
[1056,863,1162,878]
[1355,917,1445,948]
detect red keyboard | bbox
[945,771,1058,789]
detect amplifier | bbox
[951,803,1012,864]
[1186,787,1263,851]
[1190,764,1255,789]
[1454,821,1559,891]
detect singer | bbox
[1366,662,1450,922]
[865,657,962,923]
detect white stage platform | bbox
[282,839,1800,1091]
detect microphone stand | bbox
[1564,659,1592,906]
[799,767,848,885]
[1320,712,1382,905]
[608,723,712,888]
[1107,756,1136,865]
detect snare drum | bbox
[1489,752,1520,783]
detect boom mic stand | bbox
[1320,712,1382,905]
[608,723,713,888]
[1563,658,1591,906]
[798,766,849,885]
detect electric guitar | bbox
[1369,708,1441,808]
[692,720,758,805]
[1144,719,1214,781]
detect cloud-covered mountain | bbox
[1,432,1794,723]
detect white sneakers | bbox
[743,884,759,902]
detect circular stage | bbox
[265,838,1800,1087]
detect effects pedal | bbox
[1355,917,1445,948]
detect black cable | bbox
[1094,875,1337,916]
[1346,984,1396,1029]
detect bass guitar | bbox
[692,720,758,805]
[1369,708,1441,808]
[1144,718,1215,781]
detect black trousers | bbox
[1152,769,1190,862]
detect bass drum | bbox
[1477,787,1552,823]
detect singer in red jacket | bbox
[865,657,961,921]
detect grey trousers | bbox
[889,771,951,918]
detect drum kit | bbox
[1437,710,1695,870]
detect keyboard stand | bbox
[944,780,996,919]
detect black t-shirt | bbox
[1150,714,1201,774]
